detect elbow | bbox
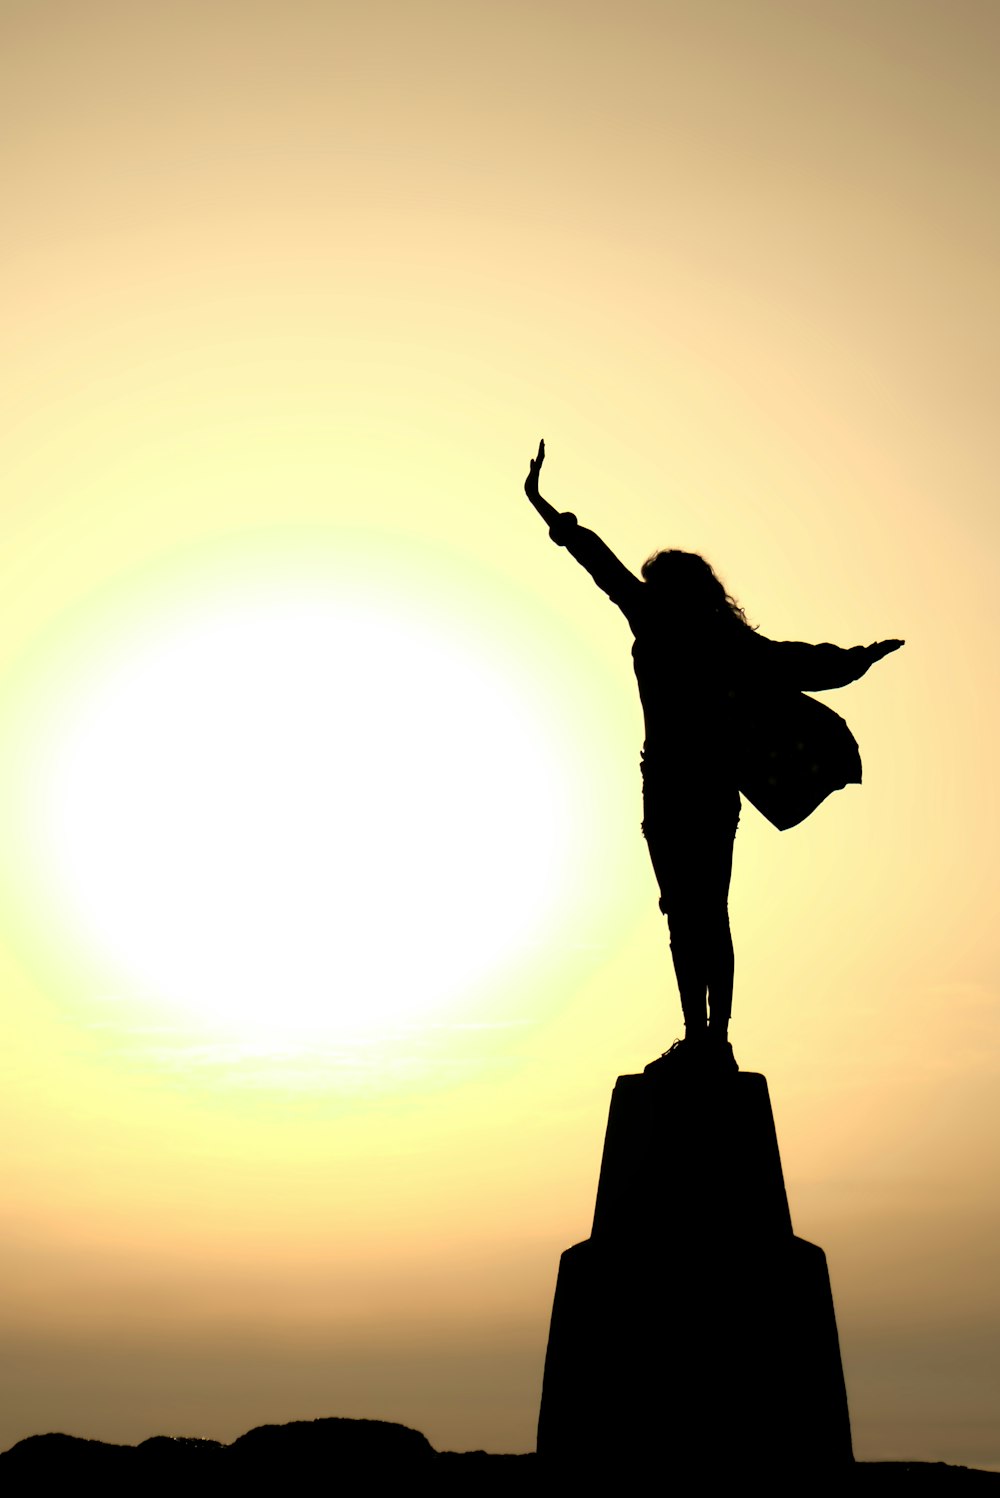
[548,512,579,546]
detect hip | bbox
[640,750,741,832]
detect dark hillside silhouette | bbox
[2,1419,996,1491]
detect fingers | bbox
[869,639,905,660]
[525,439,545,495]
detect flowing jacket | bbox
[550,514,868,831]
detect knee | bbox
[664,901,698,943]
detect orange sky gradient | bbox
[0,0,998,1467]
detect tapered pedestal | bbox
[537,1064,853,1475]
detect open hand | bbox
[867,639,905,663]
[524,438,545,501]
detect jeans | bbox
[641,753,740,1033]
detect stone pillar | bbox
[537,1063,853,1476]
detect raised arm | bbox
[523,440,642,622]
[523,439,561,529]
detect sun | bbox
[16,568,583,1048]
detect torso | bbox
[631,607,743,788]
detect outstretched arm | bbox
[754,635,905,690]
[523,440,642,621]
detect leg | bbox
[704,819,737,1038]
[642,789,739,1042]
[642,816,709,1037]
[706,918,734,1035]
[666,907,709,1038]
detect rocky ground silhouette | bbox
[1,1416,998,1493]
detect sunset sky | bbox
[1,0,998,1467]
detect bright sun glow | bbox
[28,585,575,1044]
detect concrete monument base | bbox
[537,1063,853,1474]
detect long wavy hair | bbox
[640,549,753,630]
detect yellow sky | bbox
[1,0,998,1466]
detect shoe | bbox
[702,1028,739,1071]
[709,1038,739,1073]
[644,1036,739,1076]
[644,1039,693,1074]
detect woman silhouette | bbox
[523,440,902,1067]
